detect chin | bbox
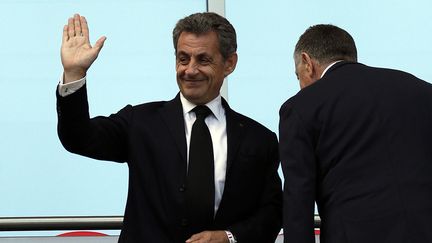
[182,92,201,102]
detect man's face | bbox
[176,31,236,105]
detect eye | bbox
[199,57,211,65]
[177,56,189,65]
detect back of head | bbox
[172,12,237,60]
[294,24,357,65]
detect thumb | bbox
[93,36,107,52]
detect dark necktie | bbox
[185,105,215,233]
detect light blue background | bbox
[0,0,205,220]
[226,0,432,134]
[1,0,431,234]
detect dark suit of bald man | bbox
[280,61,432,243]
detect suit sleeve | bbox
[56,84,130,162]
[229,132,283,243]
[279,102,316,243]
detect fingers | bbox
[74,14,82,37]
[67,17,75,39]
[65,14,86,40]
[186,231,229,243]
[186,232,202,242]
[93,36,107,53]
[80,16,89,40]
[186,232,205,243]
[186,231,211,243]
[62,25,69,43]
[62,13,106,52]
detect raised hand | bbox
[61,14,106,83]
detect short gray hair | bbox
[294,24,357,65]
[173,12,237,60]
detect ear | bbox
[224,52,238,77]
[298,52,321,89]
[301,52,314,77]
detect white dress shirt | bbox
[180,93,227,215]
[58,76,86,97]
[321,60,343,78]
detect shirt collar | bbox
[321,60,344,78]
[180,93,224,121]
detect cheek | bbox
[299,76,313,89]
[176,65,184,75]
[208,66,224,79]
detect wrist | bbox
[63,70,86,84]
[225,231,237,243]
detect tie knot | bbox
[192,105,212,120]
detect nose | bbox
[184,61,199,76]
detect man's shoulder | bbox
[132,100,169,111]
[228,108,276,137]
[116,98,179,121]
[129,95,180,113]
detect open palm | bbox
[61,14,106,82]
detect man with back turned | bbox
[279,24,432,243]
[57,12,282,243]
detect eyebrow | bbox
[176,51,189,57]
[176,52,215,64]
[176,49,212,56]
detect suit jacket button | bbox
[181,218,188,226]
[179,185,186,192]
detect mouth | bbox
[182,79,206,86]
[183,78,205,82]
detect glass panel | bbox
[0,0,206,221]
[226,0,432,134]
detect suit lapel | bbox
[222,98,244,174]
[159,93,187,164]
[215,99,246,222]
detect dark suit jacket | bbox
[279,62,432,243]
[57,86,282,243]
